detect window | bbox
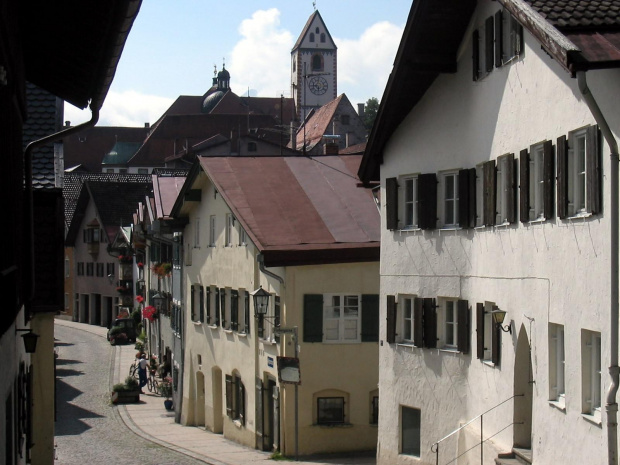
[86,263,94,276]
[495,154,515,224]
[239,226,247,246]
[77,262,84,276]
[309,32,315,42]
[496,9,523,66]
[220,288,228,329]
[340,114,350,125]
[83,227,100,243]
[106,262,114,278]
[226,374,245,425]
[401,296,415,342]
[401,406,421,456]
[247,142,257,152]
[558,126,601,218]
[194,218,200,248]
[402,176,418,229]
[317,397,345,425]
[190,285,203,323]
[582,329,602,417]
[312,54,323,72]
[475,164,484,227]
[472,16,494,81]
[549,323,565,405]
[440,171,459,227]
[209,215,216,247]
[386,174,437,231]
[370,394,379,425]
[324,294,360,343]
[477,302,500,364]
[443,300,458,348]
[96,263,104,277]
[304,294,379,343]
[520,141,553,223]
[320,32,326,43]
[138,168,148,174]
[225,214,234,247]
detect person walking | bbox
[138,354,148,393]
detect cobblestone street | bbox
[54,323,206,464]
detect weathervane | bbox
[313,1,316,11]
[213,64,217,77]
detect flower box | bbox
[111,390,140,404]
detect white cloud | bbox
[64,90,174,127]
[228,9,294,98]
[336,21,403,105]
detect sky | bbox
[64,0,412,127]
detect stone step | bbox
[496,447,532,465]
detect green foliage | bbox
[363,97,380,132]
[131,308,142,325]
[134,340,144,352]
[138,329,146,341]
[269,451,291,461]
[113,376,140,392]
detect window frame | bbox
[317,397,345,425]
[401,406,421,457]
[439,171,460,228]
[209,215,216,247]
[549,323,565,406]
[401,175,419,230]
[225,214,234,247]
[582,329,602,418]
[401,295,415,343]
[323,293,362,343]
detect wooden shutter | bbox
[220,288,227,328]
[225,374,233,417]
[231,289,239,331]
[492,317,500,365]
[214,288,220,326]
[418,173,437,230]
[495,10,503,67]
[485,16,494,73]
[472,29,480,81]
[483,160,496,226]
[199,286,204,323]
[386,295,397,344]
[556,135,568,219]
[457,300,470,354]
[423,298,437,349]
[476,303,485,359]
[543,139,554,219]
[413,297,424,347]
[274,296,281,343]
[361,294,379,342]
[469,168,477,228]
[303,294,323,342]
[255,378,264,440]
[519,149,529,223]
[386,177,398,230]
[206,287,211,324]
[458,169,471,228]
[505,153,516,223]
[239,380,246,425]
[244,290,250,333]
[190,285,195,321]
[586,125,601,214]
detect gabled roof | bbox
[19,0,142,110]
[297,94,345,150]
[292,10,337,51]
[152,173,187,219]
[174,155,380,267]
[358,0,620,184]
[102,141,142,165]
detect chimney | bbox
[324,142,339,155]
[65,121,71,127]
[357,103,365,118]
[145,122,150,128]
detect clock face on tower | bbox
[308,76,328,95]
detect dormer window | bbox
[310,33,315,42]
[84,219,101,255]
[321,33,326,43]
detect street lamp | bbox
[250,286,270,318]
[16,329,39,353]
[490,307,512,334]
[152,292,167,314]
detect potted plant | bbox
[142,305,157,322]
[108,326,127,345]
[151,262,172,278]
[111,376,140,404]
[160,376,173,410]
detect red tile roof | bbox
[198,155,379,266]
[152,174,186,218]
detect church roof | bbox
[292,10,337,51]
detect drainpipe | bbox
[257,253,284,286]
[577,70,619,465]
[23,108,99,318]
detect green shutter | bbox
[244,290,250,333]
[190,285,195,321]
[199,286,204,323]
[457,300,470,354]
[231,290,239,331]
[225,374,233,417]
[303,294,323,342]
[386,177,398,230]
[361,294,379,342]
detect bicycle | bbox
[129,360,139,379]
[147,369,160,394]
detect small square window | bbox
[317,397,345,424]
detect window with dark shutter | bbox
[226,374,233,417]
[386,177,398,230]
[476,303,485,359]
[492,315,500,365]
[457,300,470,354]
[206,287,212,324]
[199,286,204,323]
[423,298,437,349]
[413,297,424,347]
[190,285,196,321]
[557,135,568,219]
[472,29,480,81]
[214,288,220,326]
[485,16,494,74]
[303,294,323,342]
[231,290,239,331]
[505,154,516,223]
[519,149,529,223]
[361,294,379,342]
[274,296,281,343]
[494,10,503,67]
[543,139,554,220]
[239,380,246,425]
[483,160,496,226]
[459,169,472,228]
[586,125,601,214]
[244,290,250,333]
[386,295,397,344]
[418,173,438,230]
[468,168,477,228]
[221,288,227,328]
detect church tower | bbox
[291,10,337,122]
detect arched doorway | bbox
[212,367,223,433]
[513,324,533,450]
[195,371,205,427]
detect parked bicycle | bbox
[129,360,139,379]
[147,369,160,394]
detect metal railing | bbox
[430,394,524,465]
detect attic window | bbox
[321,33,326,43]
[310,33,315,42]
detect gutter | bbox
[257,253,284,286]
[577,71,619,465]
[23,109,99,317]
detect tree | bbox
[363,97,380,132]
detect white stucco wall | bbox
[377,2,620,464]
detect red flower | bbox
[135,295,144,303]
[142,305,157,322]
[137,262,144,268]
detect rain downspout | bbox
[257,253,284,286]
[24,108,99,316]
[577,70,619,465]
